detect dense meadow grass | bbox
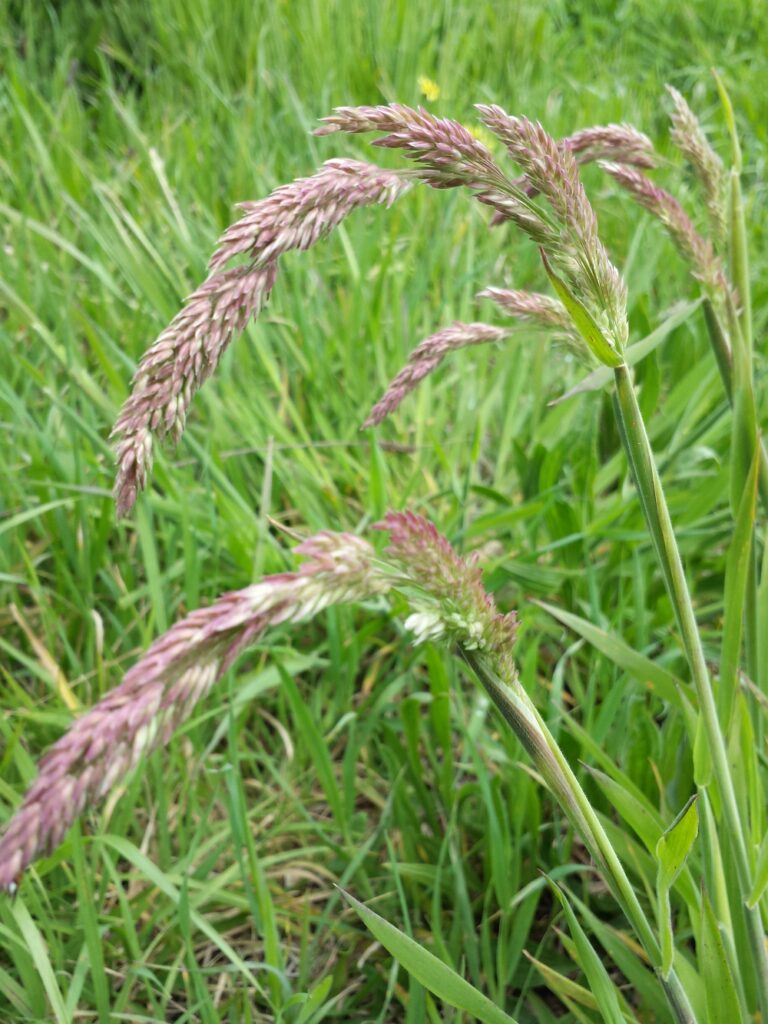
[1,1,768,1020]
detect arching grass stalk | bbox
[612,362,768,1020]
[460,649,698,1024]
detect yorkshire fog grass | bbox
[2,3,768,1022]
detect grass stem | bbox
[462,650,700,1024]
[612,363,768,1020]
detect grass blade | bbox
[656,796,699,979]
[550,881,626,1024]
[535,599,690,710]
[341,889,520,1024]
[718,446,759,726]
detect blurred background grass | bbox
[0,0,766,1020]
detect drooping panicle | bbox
[316,105,559,246]
[0,532,387,891]
[477,105,628,352]
[666,85,726,244]
[112,159,410,516]
[600,162,726,295]
[488,121,656,223]
[378,511,518,673]
[112,263,278,517]
[477,287,584,358]
[477,287,573,330]
[563,123,656,170]
[209,159,408,271]
[363,322,508,427]
[315,104,503,191]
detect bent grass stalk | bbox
[317,96,766,1019]
[461,650,697,1024]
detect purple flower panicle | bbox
[666,86,725,243]
[477,287,584,357]
[378,511,518,671]
[112,263,277,517]
[209,158,407,272]
[0,532,385,892]
[477,287,573,330]
[316,105,558,246]
[563,123,656,170]
[112,160,410,516]
[487,121,655,224]
[600,162,725,294]
[477,106,628,352]
[364,322,507,427]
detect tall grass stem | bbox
[612,363,768,1019]
[462,650,699,1024]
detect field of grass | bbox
[1,1,767,1021]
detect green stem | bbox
[728,168,752,359]
[702,298,733,398]
[612,363,768,1020]
[701,299,768,516]
[461,650,699,1024]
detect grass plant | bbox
[1,2,768,1021]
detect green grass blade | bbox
[718,446,759,726]
[96,835,265,997]
[656,796,699,978]
[71,824,111,1023]
[549,881,626,1024]
[535,599,690,709]
[699,893,743,1024]
[278,664,347,838]
[340,889,520,1024]
[11,899,70,1024]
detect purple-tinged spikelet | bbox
[477,106,628,351]
[666,86,726,244]
[600,162,726,295]
[316,105,558,246]
[112,160,410,516]
[563,123,656,170]
[0,532,385,891]
[364,322,507,427]
[487,122,656,224]
[477,288,584,358]
[378,511,518,671]
[209,159,408,271]
[316,105,496,191]
[477,287,573,330]
[112,264,277,517]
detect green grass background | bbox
[0,0,767,1020]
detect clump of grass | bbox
[2,67,766,1024]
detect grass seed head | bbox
[477,105,629,352]
[0,531,385,892]
[666,85,726,244]
[600,161,727,295]
[363,321,508,427]
[112,160,410,515]
[564,122,656,169]
[378,510,518,672]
